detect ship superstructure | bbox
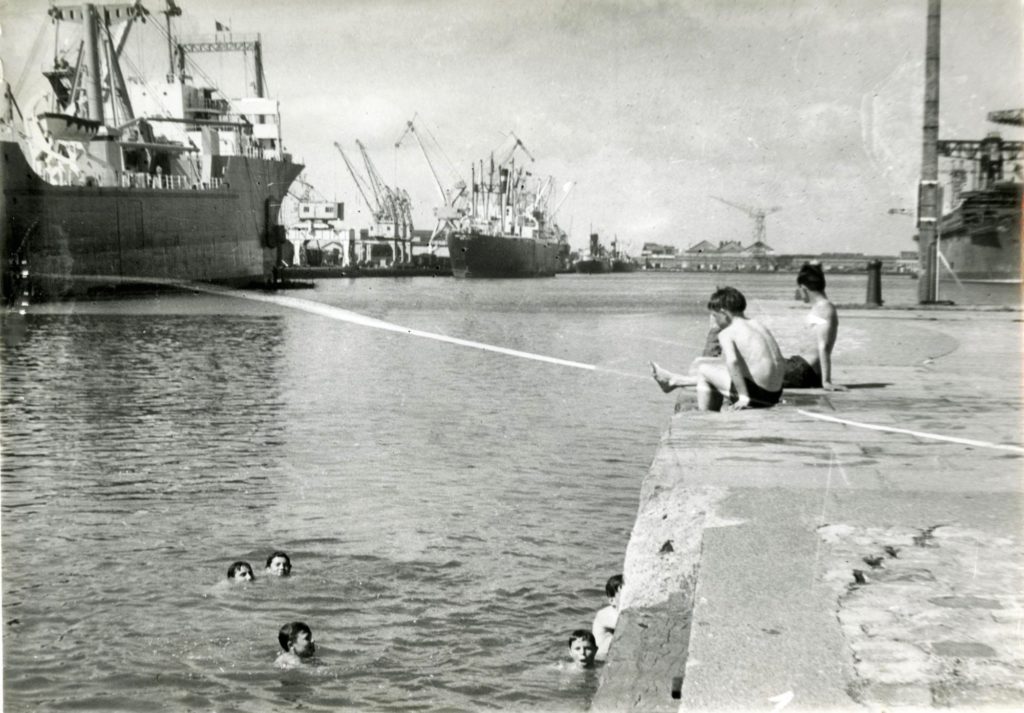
[2,0,302,301]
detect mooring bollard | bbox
[866,259,883,306]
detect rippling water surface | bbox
[2,272,1013,711]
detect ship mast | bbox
[162,0,182,82]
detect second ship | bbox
[447,138,571,278]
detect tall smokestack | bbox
[917,0,941,303]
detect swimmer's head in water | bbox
[227,561,255,582]
[266,551,291,577]
[278,621,315,658]
[568,630,597,667]
[605,574,624,604]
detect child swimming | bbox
[567,629,598,670]
[227,561,255,583]
[275,621,316,668]
[265,551,292,577]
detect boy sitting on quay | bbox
[651,286,785,411]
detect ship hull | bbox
[937,182,1022,283]
[575,258,610,274]
[448,231,561,278]
[611,260,638,273]
[2,140,303,301]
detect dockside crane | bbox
[356,140,404,238]
[710,196,782,244]
[395,115,467,240]
[334,140,412,264]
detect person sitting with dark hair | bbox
[651,286,785,411]
[782,263,847,391]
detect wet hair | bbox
[227,561,254,580]
[605,574,624,599]
[797,263,826,292]
[278,621,312,651]
[568,629,597,648]
[707,286,746,314]
[266,551,292,575]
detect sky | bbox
[2,0,1022,255]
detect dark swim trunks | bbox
[782,355,822,389]
[728,378,782,408]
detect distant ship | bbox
[575,232,611,274]
[934,114,1022,284]
[609,235,638,273]
[2,1,302,302]
[448,141,569,278]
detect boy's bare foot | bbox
[650,361,675,393]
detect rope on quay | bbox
[797,409,1024,455]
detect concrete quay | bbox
[592,304,1023,712]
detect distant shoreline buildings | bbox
[641,241,918,275]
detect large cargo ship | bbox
[934,116,1022,284]
[448,141,569,278]
[2,1,302,302]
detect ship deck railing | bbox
[42,171,226,191]
[116,172,224,191]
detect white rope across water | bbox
[797,409,1024,455]
[236,290,598,371]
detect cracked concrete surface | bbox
[591,305,1022,712]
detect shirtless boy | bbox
[592,574,622,660]
[651,286,785,411]
[782,263,847,391]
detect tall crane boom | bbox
[356,140,395,220]
[334,141,375,216]
[987,109,1024,127]
[496,131,535,167]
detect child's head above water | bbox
[266,551,291,577]
[605,574,624,603]
[278,621,315,659]
[227,561,255,582]
[567,629,597,668]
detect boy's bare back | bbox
[719,317,785,392]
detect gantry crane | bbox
[710,196,782,244]
[395,115,468,241]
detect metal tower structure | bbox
[710,196,782,244]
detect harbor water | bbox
[1,272,1016,712]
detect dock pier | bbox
[593,305,1023,711]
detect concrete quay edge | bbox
[592,304,1024,712]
